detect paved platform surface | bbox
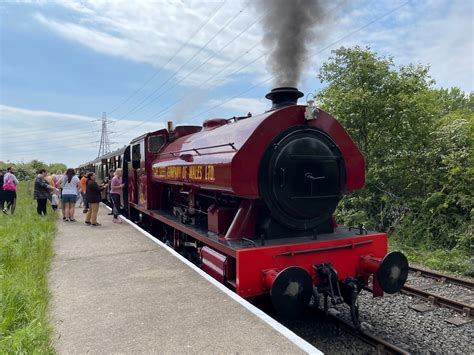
[49,205,313,354]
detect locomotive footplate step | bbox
[49,205,318,354]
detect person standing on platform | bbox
[45,173,55,188]
[34,169,57,216]
[45,173,55,205]
[60,168,80,222]
[56,170,65,220]
[85,172,103,226]
[51,191,59,212]
[3,167,19,214]
[110,168,124,224]
[80,171,88,213]
[77,171,84,208]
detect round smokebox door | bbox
[265,128,345,229]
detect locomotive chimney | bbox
[265,87,304,111]
[167,121,174,132]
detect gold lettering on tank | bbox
[152,164,215,182]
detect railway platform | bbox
[49,205,320,354]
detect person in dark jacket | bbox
[85,172,103,226]
[34,169,57,215]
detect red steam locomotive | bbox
[79,87,408,326]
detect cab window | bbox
[148,135,166,153]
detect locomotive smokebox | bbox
[266,87,304,110]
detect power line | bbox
[143,41,263,123]
[188,0,411,121]
[113,2,350,129]
[132,14,265,120]
[106,1,227,116]
[114,2,248,122]
[117,1,345,128]
[113,34,264,138]
[112,1,410,145]
[5,2,227,150]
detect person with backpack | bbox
[3,167,19,214]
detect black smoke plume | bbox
[254,0,327,87]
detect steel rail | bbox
[409,266,474,290]
[325,311,411,355]
[401,285,473,317]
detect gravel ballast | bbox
[259,275,473,354]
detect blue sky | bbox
[0,0,472,167]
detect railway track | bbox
[408,266,474,289]
[325,311,410,355]
[402,266,473,317]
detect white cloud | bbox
[207,97,269,116]
[32,0,473,97]
[35,13,133,60]
[2,0,472,167]
[0,104,164,166]
[353,0,473,91]
[34,1,268,88]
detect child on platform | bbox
[51,192,59,212]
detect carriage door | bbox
[130,143,141,205]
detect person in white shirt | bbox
[60,168,80,222]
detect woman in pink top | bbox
[110,168,124,224]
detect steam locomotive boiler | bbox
[120,87,409,326]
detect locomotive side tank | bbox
[126,87,408,326]
[151,87,364,236]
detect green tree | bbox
[316,46,473,256]
[0,160,68,180]
[48,163,67,174]
[29,160,48,172]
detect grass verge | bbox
[389,239,473,277]
[0,182,56,353]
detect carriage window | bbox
[148,135,166,153]
[132,144,141,169]
[132,144,141,161]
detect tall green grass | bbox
[0,182,55,353]
[390,238,473,277]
